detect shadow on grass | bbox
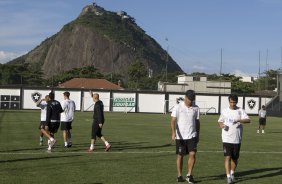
[0,147,47,152]
[197,167,282,183]
[0,154,82,163]
[68,141,173,152]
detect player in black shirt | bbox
[88,92,111,152]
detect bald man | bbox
[88,92,111,152]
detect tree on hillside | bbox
[127,60,148,89]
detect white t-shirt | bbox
[37,101,47,121]
[61,99,76,122]
[259,109,266,118]
[218,107,249,144]
[171,101,200,140]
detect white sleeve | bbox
[171,105,178,118]
[218,111,225,123]
[61,101,67,111]
[196,107,200,120]
[240,109,249,120]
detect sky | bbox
[1,0,282,76]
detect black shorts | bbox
[48,122,60,133]
[223,143,241,160]
[259,118,266,125]
[176,137,198,155]
[39,121,48,130]
[61,121,72,130]
[91,122,103,140]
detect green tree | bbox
[128,60,148,89]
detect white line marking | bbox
[1,150,282,155]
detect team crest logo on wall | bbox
[247,99,256,109]
[31,92,42,103]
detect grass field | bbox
[0,110,282,184]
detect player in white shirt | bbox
[60,91,76,147]
[218,94,250,184]
[36,95,49,146]
[171,90,200,184]
[257,105,267,134]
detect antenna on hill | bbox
[258,50,261,78]
[219,48,223,76]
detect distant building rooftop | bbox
[59,78,123,90]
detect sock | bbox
[40,137,43,142]
[230,170,234,175]
[64,142,68,146]
[48,139,51,145]
[90,144,95,150]
[105,141,109,146]
[50,137,54,142]
[227,174,231,178]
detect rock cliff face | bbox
[9,4,183,78]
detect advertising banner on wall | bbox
[112,93,136,112]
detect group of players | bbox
[36,89,267,183]
[36,91,111,153]
[171,90,267,184]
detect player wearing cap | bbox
[88,92,111,152]
[218,94,250,184]
[171,90,200,184]
[61,91,76,148]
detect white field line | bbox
[1,150,282,155]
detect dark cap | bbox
[185,90,195,101]
[63,91,70,97]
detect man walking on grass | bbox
[61,91,76,148]
[170,90,200,184]
[35,95,49,146]
[45,92,63,152]
[88,92,111,152]
[218,94,250,184]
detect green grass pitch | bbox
[0,110,282,184]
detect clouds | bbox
[0,51,26,64]
[0,0,82,51]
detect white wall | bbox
[196,95,219,113]
[83,91,110,112]
[0,89,20,96]
[112,92,136,112]
[23,89,52,109]
[0,88,275,115]
[138,93,165,113]
[244,97,259,114]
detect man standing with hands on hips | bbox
[171,90,200,184]
[218,94,250,184]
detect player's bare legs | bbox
[188,151,196,176]
[176,155,183,177]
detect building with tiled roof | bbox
[59,78,123,90]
